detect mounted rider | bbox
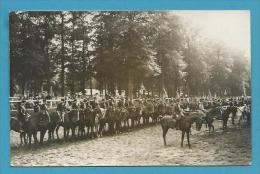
[17,100,27,123]
[117,99,124,108]
[57,98,66,122]
[40,99,50,122]
[230,102,238,125]
[33,99,41,112]
[71,99,78,110]
[85,99,93,111]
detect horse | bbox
[10,117,27,145]
[127,103,142,128]
[85,105,98,138]
[127,105,136,128]
[203,105,233,132]
[23,109,50,145]
[96,107,107,137]
[160,111,204,147]
[63,109,80,141]
[189,102,199,111]
[47,109,63,141]
[142,101,154,125]
[77,107,86,138]
[106,105,117,134]
[118,106,129,130]
[157,102,166,118]
[178,111,204,148]
[160,115,178,146]
[203,107,221,133]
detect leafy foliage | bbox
[10,11,251,97]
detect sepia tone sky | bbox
[172,10,250,58]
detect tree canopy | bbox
[10,11,251,98]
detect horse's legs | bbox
[232,113,235,125]
[33,132,38,144]
[223,118,226,130]
[181,131,185,147]
[66,128,70,140]
[75,125,81,137]
[28,133,32,145]
[187,131,191,148]
[19,133,23,145]
[40,130,46,144]
[162,127,169,146]
[51,131,54,141]
[87,126,90,137]
[89,126,93,138]
[20,132,27,145]
[98,122,103,137]
[72,127,76,140]
[63,127,67,141]
[48,129,52,142]
[82,126,86,137]
[93,125,96,137]
[23,132,27,144]
[56,125,60,140]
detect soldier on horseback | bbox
[33,99,41,112]
[72,99,78,110]
[57,98,65,122]
[230,102,238,125]
[17,100,28,133]
[85,99,93,111]
[40,99,51,122]
[17,100,28,123]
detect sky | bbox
[171,10,250,58]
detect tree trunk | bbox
[10,59,14,96]
[70,13,76,95]
[127,69,134,98]
[90,77,93,96]
[60,13,65,97]
[81,40,86,94]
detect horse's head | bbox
[10,117,24,133]
[195,117,204,131]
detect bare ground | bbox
[10,120,251,166]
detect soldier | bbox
[57,98,65,122]
[230,102,237,125]
[72,99,78,109]
[198,102,205,111]
[85,99,93,111]
[117,99,124,108]
[17,100,27,123]
[41,99,51,122]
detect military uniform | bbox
[18,101,26,123]
[57,99,65,121]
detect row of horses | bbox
[160,104,251,148]
[10,100,251,148]
[10,100,170,146]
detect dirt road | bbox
[10,121,251,166]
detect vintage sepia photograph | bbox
[9,10,251,166]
